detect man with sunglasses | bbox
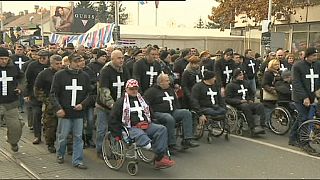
[24,50,50,144]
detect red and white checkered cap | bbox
[126,79,139,88]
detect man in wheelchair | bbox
[225,69,266,135]
[274,70,296,115]
[108,79,175,169]
[144,73,199,154]
[191,70,227,123]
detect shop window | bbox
[291,32,308,53]
[309,32,320,50]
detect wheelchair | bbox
[269,101,298,135]
[297,104,320,156]
[102,127,156,176]
[192,110,230,143]
[226,105,249,136]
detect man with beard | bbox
[214,48,237,97]
[0,47,25,152]
[51,54,92,169]
[109,79,175,169]
[34,55,63,153]
[25,50,50,144]
[225,69,266,136]
[144,73,199,154]
[133,47,162,94]
[95,50,130,159]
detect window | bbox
[291,32,308,53]
[293,24,308,31]
[309,32,320,50]
[276,25,290,32]
[310,23,320,31]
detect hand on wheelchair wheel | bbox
[199,115,208,126]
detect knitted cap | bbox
[0,47,9,57]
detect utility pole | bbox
[0,1,3,31]
[114,1,120,45]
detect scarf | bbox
[122,92,151,128]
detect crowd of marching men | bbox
[0,41,319,170]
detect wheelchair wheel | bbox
[235,113,246,136]
[298,119,320,156]
[208,118,225,137]
[269,107,291,135]
[137,148,155,164]
[191,111,203,140]
[127,161,138,176]
[102,131,126,170]
[226,105,238,134]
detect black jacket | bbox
[181,64,202,108]
[275,80,292,102]
[214,58,237,88]
[10,54,30,70]
[225,79,254,107]
[143,85,180,113]
[292,60,320,103]
[34,68,57,102]
[173,57,188,85]
[50,68,92,118]
[191,81,225,115]
[243,58,259,80]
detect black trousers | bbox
[237,103,265,129]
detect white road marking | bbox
[230,134,320,160]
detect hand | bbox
[303,98,311,107]
[198,115,207,126]
[240,100,247,103]
[74,104,83,111]
[221,87,225,97]
[248,100,254,103]
[24,96,30,102]
[14,89,21,95]
[56,109,65,118]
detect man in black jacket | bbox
[289,47,320,149]
[25,50,50,144]
[109,79,175,169]
[34,55,63,153]
[144,73,199,153]
[0,47,25,152]
[225,69,265,136]
[51,54,92,169]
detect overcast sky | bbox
[2,0,219,28]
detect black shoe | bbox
[48,145,56,153]
[252,126,266,135]
[181,139,200,149]
[74,163,87,169]
[11,144,18,152]
[57,156,64,164]
[288,140,300,147]
[32,137,41,145]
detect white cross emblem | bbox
[238,84,248,100]
[195,74,201,83]
[248,60,255,74]
[14,57,25,70]
[207,88,218,105]
[146,66,158,87]
[201,66,205,77]
[163,92,174,111]
[280,64,287,72]
[0,71,13,96]
[223,66,232,83]
[65,79,83,106]
[112,76,124,99]
[290,84,292,91]
[306,68,319,92]
[130,101,144,121]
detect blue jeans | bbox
[264,106,274,126]
[248,78,257,96]
[56,118,84,166]
[289,102,309,142]
[154,109,193,146]
[84,107,94,139]
[95,107,111,153]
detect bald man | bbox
[95,49,130,159]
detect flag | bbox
[155,1,159,8]
[139,1,147,5]
[3,32,11,44]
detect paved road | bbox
[0,112,319,179]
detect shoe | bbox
[302,145,317,154]
[97,152,103,160]
[57,156,64,164]
[11,144,18,152]
[168,145,181,155]
[48,145,56,153]
[74,163,87,169]
[32,137,41,144]
[252,126,266,135]
[288,140,299,147]
[181,139,200,149]
[154,155,175,169]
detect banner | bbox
[49,23,115,48]
[50,6,74,33]
[72,8,96,33]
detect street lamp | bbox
[37,7,47,47]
